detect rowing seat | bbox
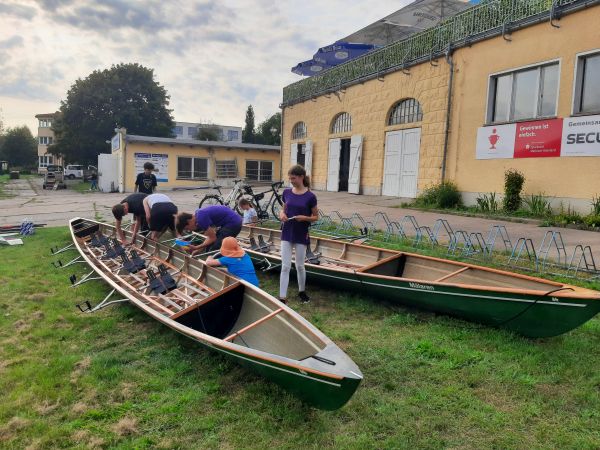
[158,264,177,291]
[129,250,146,270]
[306,245,321,265]
[111,239,126,257]
[102,242,117,259]
[147,270,167,295]
[120,254,138,274]
[257,235,271,253]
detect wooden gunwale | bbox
[71,220,348,381]
[237,226,600,300]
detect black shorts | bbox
[209,222,243,251]
[150,202,178,232]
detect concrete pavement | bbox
[1,176,598,261]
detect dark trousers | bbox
[209,223,243,252]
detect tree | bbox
[255,112,281,146]
[49,63,174,165]
[195,123,223,141]
[0,126,37,168]
[242,105,256,143]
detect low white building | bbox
[172,121,242,143]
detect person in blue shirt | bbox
[176,205,242,255]
[205,237,259,287]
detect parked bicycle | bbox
[245,181,285,221]
[198,179,248,212]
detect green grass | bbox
[1,228,599,449]
[70,180,96,193]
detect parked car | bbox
[64,164,84,179]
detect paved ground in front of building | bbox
[2,177,599,261]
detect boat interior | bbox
[238,226,573,292]
[71,219,325,360]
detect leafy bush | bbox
[554,203,584,225]
[503,169,525,212]
[523,193,553,217]
[591,195,600,215]
[415,182,462,209]
[476,192,498,213]
[584,214,600,228]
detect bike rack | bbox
[566,245,598,278]
[486,225,512,255]
[508,237,539,272]
[537,230,568,272]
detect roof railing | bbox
[282,0,594,106]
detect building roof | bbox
[125,135,280,152]
[35,112,58,118]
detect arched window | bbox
[331,112,352,134]
[291,122,307,140]
[388,98,423,125]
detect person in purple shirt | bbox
[176,205,242,255]
[278,165,318,304]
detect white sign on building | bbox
[134,153,169,182]
[561,114,600,157]
[475,123,516,159]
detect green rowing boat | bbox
[69,218,362,410]
[234,225,600,338]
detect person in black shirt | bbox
[135,162,157,194]
[112,193,149,244]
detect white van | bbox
[64,164,84,179]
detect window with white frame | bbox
[388,98,423,125]
[331,113,352,134]
[573,51,600,115]
[39,136,53,145]
[227,130,239,141]
[246,160,273,181]
[177,157,208,179]
[38,155,53,167]
[38,119,52,128]
[173,126,183,136]
[487,62,559,123]
[291,122,307,140]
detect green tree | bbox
[0,126,37,168]
[49,63,174,165]
[255,112,281,146]
[242,105,255,143]
[196,123,223,141]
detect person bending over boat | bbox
[112,193,148,245]
[142,193,178,240]
[176,205,242,255]
[278,165,318,304]
[205,237,259,287]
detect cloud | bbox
[0,2,37,20]
[0,36,24,49]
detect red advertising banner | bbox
[513,118,563,158]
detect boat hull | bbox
[248,252,600,338]
[69,218,362,410]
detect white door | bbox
[382,130,402,196]
[348,134,363,194]
[304,140,313,176]
[327,138,341,192]
[97,153,119,193]
[382,128,421,198]
[290,143,298,166]
[399,128,421,198]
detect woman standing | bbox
[278,165,318,304]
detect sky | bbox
[0,0,410,134]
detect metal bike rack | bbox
[566,245,598,278]
[537,230,568,272]
[508,237,539,272]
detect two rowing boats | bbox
[235,225,600,338]
[69,218,362,410]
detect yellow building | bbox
[108,130,280,192]
[281,0,600,212]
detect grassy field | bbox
[1,227,599,449]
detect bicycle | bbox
[198,179,251,214]
[245,181,285,221]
